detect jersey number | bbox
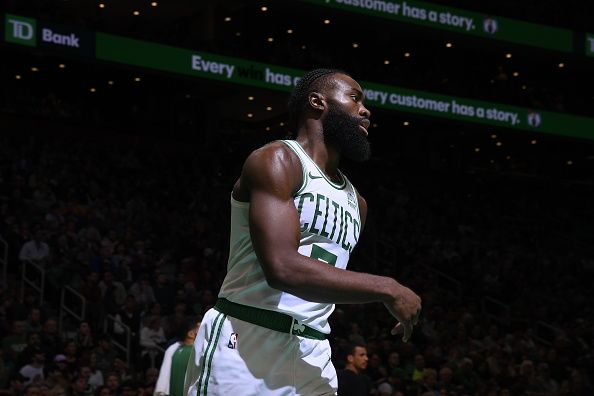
[310,244,337,266]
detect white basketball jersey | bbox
[219,140,361,333]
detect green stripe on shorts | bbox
[197,313,224,395]
[203,313,227,395]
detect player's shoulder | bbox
[244,140,300,172]
[242,140,302,191]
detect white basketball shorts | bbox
[184,307,338,396]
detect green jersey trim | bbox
[283,140,347,190]
[280,140,308,196]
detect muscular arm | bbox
[238,143,401,306]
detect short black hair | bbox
[287,68,349,134]
[345,341,367,356]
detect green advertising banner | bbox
[3,14,95,56]
[586,34,594,57]
[96,33,594,140]
[300,0,573,52]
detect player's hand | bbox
[383,282,421,343]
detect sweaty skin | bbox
[233,73,421,341]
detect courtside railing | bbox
[21,259,45,306]
[105,314,131,366]
[59,286,86,335]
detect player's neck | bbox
[296,125,341,178]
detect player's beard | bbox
[322,105,371,162]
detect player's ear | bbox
[308,92,325,112]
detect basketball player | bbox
[155,318,201,396]
[186,69,422,395]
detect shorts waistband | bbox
[214,298,327,340]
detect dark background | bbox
[0,1,592,396]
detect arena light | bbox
[287,29,293,34]
[566,160,573,165]
[267,37,274,42]
[31,67,39,72]
[558,63,565,68]
[531,140,538,145]
[266,106,272,111]
[301,45,307,50]
[496,141,503,147]
[491,134,497,139]
[58,64,66,69]
[505,53,512,59]
[323,19,331,25]
[261,6,268,12]
[403,121,410,126]
[224,17,231,22]
[107,80,114,85]
[90,88,96,93]
[384,60,390,65]
[15,75,22,80]
[151,2,158,6]
[506,156,511,160]
[445,42,453,48]
[235,32,241,37]
[266,126,271,131]
[474,147,480,152]
[352,43,359,48]
[404,52,411,58]
[98,3,105,8]
[133,10,140,16]
[512,71,519,77]
[247,96,254,101]
[134,77,141,82]
[247,113,253,118]
[280,122,285,126]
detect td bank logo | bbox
[5,14,37,47]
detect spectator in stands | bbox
[113,295,141,362]
[139,316,165,370]
[2,320,27,367]
[39,318,60,358]
[128,276,156,313]
[75,321,95,350]
[79,365,103,391]
[62,340,79,375]
[337,342,371,396]
[16,332,42,369]
[98,272,127,316]
[162,302,189,341]
[19,348,45,385]
[94,386,110,396]
[85,352,104,390]
[104,372,120,396]
[48,354,73,385]
[113,358,134,383]
[0,373,26,396]
[70,375,93,396]
[18,229,50,263]
[25,308,42,333]
[93,336,117,376]
[152,274,175,315]
[437,366,455,395]
[417,368,439,396]
[79,272,103,331]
